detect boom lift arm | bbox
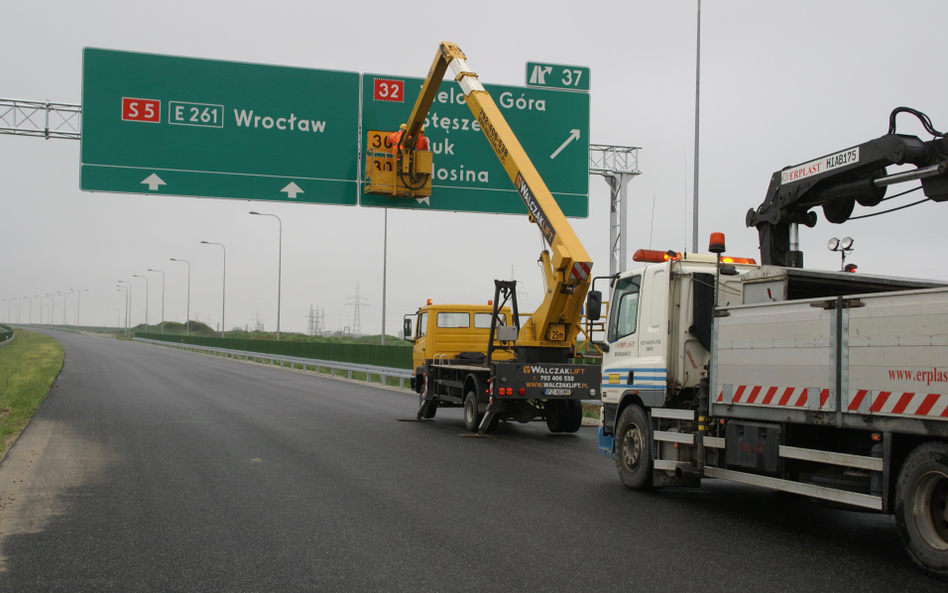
[746,107,948,267]
[383,42,594,351]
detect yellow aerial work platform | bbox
[364,129,432,198]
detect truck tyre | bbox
[419,376,437,419]
[895,441,948,577]
[615,404,654,490]
[545,400,567,433]
[563,400,583,433]
[463,391,483,432]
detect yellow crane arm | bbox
[403,42,593,348]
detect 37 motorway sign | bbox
[360,74,589,216]
[525,62,590,92]
[80,48,360,205]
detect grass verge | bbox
[0,330,64,460]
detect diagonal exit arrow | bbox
[550,129,581,160]
[281,182,303,199]
[141,173,166,192]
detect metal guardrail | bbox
[134,337,414,389]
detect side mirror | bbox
[403,318,413,341]
[586,290,603,321]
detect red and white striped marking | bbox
[716,386,948,418]
[716,385,831,409]
[570,262,591,281]
[848,390,948,418]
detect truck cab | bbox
[599,250,755,436]
[403,303,514,393]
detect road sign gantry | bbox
[78,49,590,216]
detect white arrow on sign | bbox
[281,182,303,199]
[141,173,166,191]
[415,196,430,206]
[550,129,581,160]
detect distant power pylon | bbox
[250,305,266,331]
[346,283,369,337]
[305,305,326,336]
[306,304,320,336]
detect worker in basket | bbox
[388,123,429,153]
[387,123,407,154]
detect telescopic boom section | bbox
[405,42,593,348]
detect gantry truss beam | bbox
[589,144,642,276]
[0,98,81,140]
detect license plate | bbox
[545,389,571,396]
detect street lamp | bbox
[118,281,132,332]
[133,274,150,333]
[170,258,191,336]
[56,292,65,325]
[63,291,69,325]
[147,270,165,334]
[827,237,855,271]
[201,241,226,338]
[116,286,129,338]
[71,289,88,328]
[45,293,53,324]
[249,211,283,340]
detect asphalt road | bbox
[0,330,944,592]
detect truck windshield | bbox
[608,276,641,342]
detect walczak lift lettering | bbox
[233,109,326,132]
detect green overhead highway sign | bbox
[360,74,589,216]
[80,48,360,205]
[525,62,591,92]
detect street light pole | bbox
[147,269,165,334]
[382,209,388,345]
[65,290,75,325]
[170,259,191,336]
[201,241,226,338]
[118,281,132,333]
[71,289,88,328]
[692,0,702,253]
[132,275,150,332]
[116,287,129,337]
[56,292,65,325]
[249,211,283,340]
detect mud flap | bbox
[598,427,616,460]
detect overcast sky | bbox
[3,0,946,335]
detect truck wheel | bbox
[615,404,654,490]
[545,400,566,433]
[563,400,583,433]
[463,391,483,432]
[895,441,948,577]
[419,377,437,419]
